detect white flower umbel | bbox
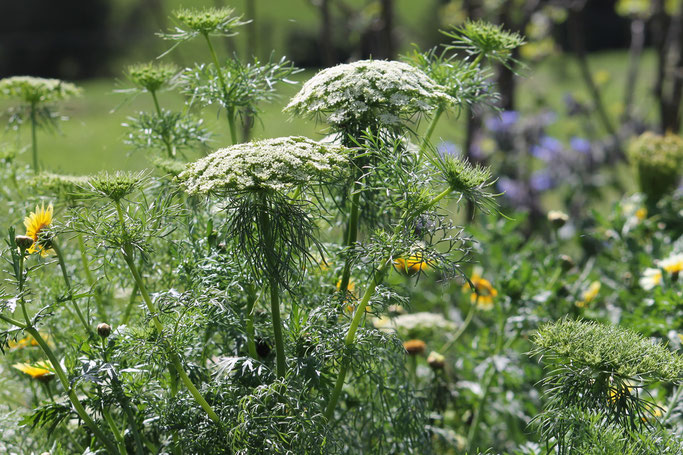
[284,60,454,130]
[178,136,348,194]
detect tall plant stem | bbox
[150,90,175,158]
[325,186,454,420]
[52,241,95,338]
[102,406,128,455]
[115,202,220,424]
[203,33,238,144]
[418,105,444,159]
[257,199,286,377]
[30,102,38,172]
[440,300,477,353]
[23,324,118,453]
[338,184,361,293]
[77,234,106,321]
[245,287,259,359]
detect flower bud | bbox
[97,323,111,338]
[547,210,568,229]
[15,235,35,251]
[427,351,445,370]
[559,254,575,272]
[403,339,426,356]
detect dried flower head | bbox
[0,76,81,104]
[628,132,683,203]
[126,62,178,93]
[284,60,454,130]
[548,210,569,229]
[87,171,146,202]
[178,136,348,195]
[427,351,446,370]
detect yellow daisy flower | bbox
[394,253,432,276]
[8,332,51,349]
[658,253,683,275]
[576,281,600,308]
[13,360,54,383]
[463,273,498,310]
[23,202,54,256]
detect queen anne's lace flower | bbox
[178,136,348,194]
[284,60,454,129]
[0,76,80,104]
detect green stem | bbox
[150,90,174,158]
[30,102,38,173]
[338,173,362,293]
[52,241,95,338]
[245,289,258,359]
[0,312,26,329]
[77,234,106,321]
[121,248,220,424]
[102,405,128,455]
[204,33,237,144]
[440,300,477,353]
[324,261,390,420]
[121,281,139,326]
[418,105,444,159]
[257,198,286,377]
[25,326,118,453]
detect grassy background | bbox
[0,48,657,175]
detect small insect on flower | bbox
[13,361,55,383]
[463,272,498,310]
[23,202,54,256]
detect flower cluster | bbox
[628,132,683,202]
[284,60,454,129]
[178,136,348,194]
[126,62,178,93]
[0,76,81,104]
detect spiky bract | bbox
[127,62,178,93]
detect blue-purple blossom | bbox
[437,140,458,157]
[485,110,519,132]
[530,171,555,192]
[570,137,591,155]
[497,177,526,204]
[531,136,562,162]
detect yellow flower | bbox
[13,361,54,383]
[658,253,683,274]
[576,281,600,308]
[23,202,54,256]
[635,207,647,221]
[639,268,662,290]
[463,273,498,310]
[394,253,432,276]
[8,332,51,349]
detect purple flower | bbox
[531,136,562,162]
[497,177,525,204]
[530,171,555,192]
[485,110,519,132]
[437,141,458,157]
[570,137,591,154]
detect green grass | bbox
[0,49,657,176]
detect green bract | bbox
[0,76,81,104]
[284,60,454,129]
[178,136,348,194]
[163,7,247,40]
[29,173,88,203]
[126,62,178,93]
[628,132,683,203]
[533,319,683,381]
[87,171,146,202]
[444,20,525,65]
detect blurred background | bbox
[0,0,680,216]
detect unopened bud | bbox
[403,339,426,356]
[427,351,445,370]
[547,210,568,229]
[559,254,575,272]
[97,323,111,338]
[15,235,34,251]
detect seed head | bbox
[97,323,112,338]
[127,62,178,93]
[403,339,427,356]
[427,351,446,370]
[15,235,35,251]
